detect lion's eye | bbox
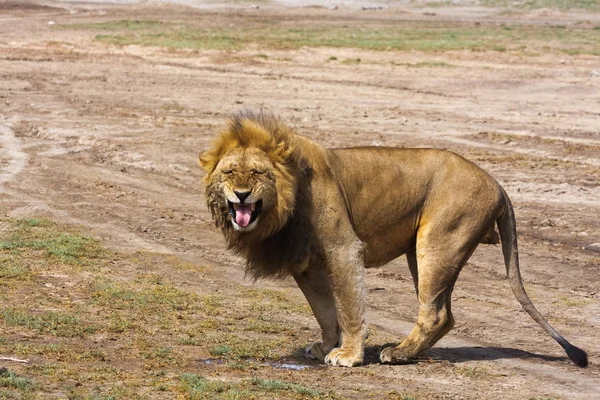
[251,169,266,175]
[222,169,234,174]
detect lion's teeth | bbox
[233,203,239,210]
[250,203,256,211]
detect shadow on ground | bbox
[361,345,566,365]
[287,344,566,367]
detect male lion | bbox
[199,111,588,368]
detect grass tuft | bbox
[0,369,36,391]
[180,373,232,398]
[1,307,94,337]
[0,262,29,280]
[210,345,231,356]
[250,377,324,397]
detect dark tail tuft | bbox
[564,343,588,368]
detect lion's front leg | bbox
[322,242,367,367]
[293,266,340,362]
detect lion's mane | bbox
[200,111,314,279]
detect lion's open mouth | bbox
[228,199,263,228]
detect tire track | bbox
[0,123,27,187]
[440,135,600,167]
[0,123,29,231]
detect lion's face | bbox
[210,147,278,232]
[200,114,301,241]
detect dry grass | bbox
[0,218,349,398]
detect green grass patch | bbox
[0,369,36,392]
[210,345,231,356]
[180,373,238,399]
[59,19,600,55]
[0,218,105,266]
[250,377,325,397]
[91,278,197,312]
[206,333,287,361]
[19,218,45,227]
[179,374,333,399]
[0,261,29,280]
[1,307,95,337]
[481,0,600,10]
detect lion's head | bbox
[199,111,304,244]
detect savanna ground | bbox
[1,0,599,398]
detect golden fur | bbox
[199,111,588,368]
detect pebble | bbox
[540,219,557,227]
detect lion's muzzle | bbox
[228,199,263,228]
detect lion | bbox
[199,111,588,368]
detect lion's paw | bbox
[379,346,417,365]
[305,342,327,361]
[324,347,363,367]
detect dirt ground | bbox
[1,0,599,398]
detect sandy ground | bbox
[0,0,599,398]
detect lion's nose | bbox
[234,190,252,203]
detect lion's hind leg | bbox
[406,250,456,346]
[381,219,489,364]
[406,249,419,297]
[379,269,457,364]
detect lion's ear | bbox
[199,150,217,175]
[270,140,297,166]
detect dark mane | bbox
[231,168,314,280]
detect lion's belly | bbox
[359,221,416,268]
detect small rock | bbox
[48,21,55,25]
[540,219,557,227]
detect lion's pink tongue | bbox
[235,204,252,227]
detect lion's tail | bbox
[497,186,588,368]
